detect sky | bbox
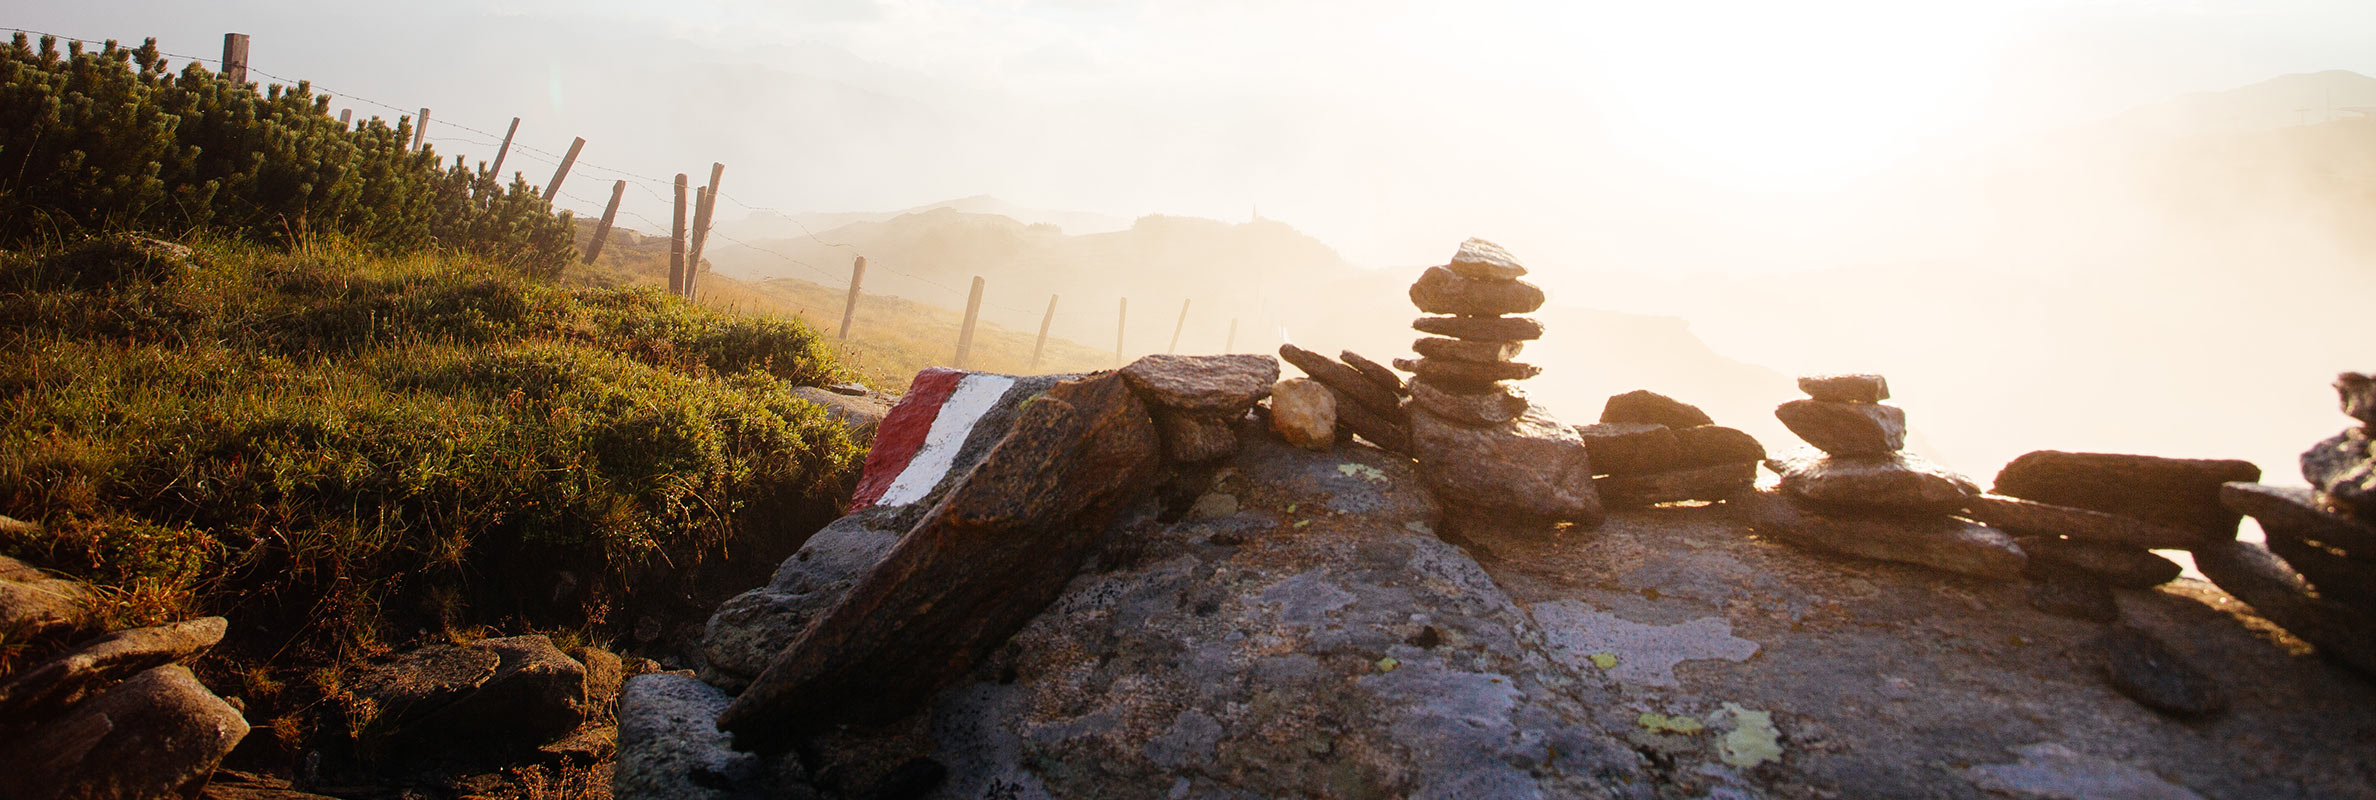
[8,0,2376,269]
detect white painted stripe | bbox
[876,374,1018,507]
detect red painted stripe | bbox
[850,368,966,509]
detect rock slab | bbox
[0,664,248,800]
[1574,422,1683,476]
[0,616,226,723]
[1120,353,1278,415]
[1412,315,1543,342]
[2191,539,2376,676]
[1595,462,1755,508]
[1407,265,1546,316]
[1962,493,2203,550]
[1393,356,1540,387]
[1797,373,1889,403]
[1993,451,2260,538]
[1409,377,1527,427]
[1411,404,1603,525]
[1769,451,1979,513]
[2097,627,2224,718]
[1738,490,2025,581]
[1601,390,1715,430]
[1774,399,1906,457]
[1280,344,1400,418]
[615,673,770,800]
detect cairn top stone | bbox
[1448,237,1527,280]
[1408,266,1545,317]
[2340,372,2376,428]
[1798,374,1890,404]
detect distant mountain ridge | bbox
[720,194,1134,242]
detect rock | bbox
[849,370,1086,518]
[1774,399,1906,457]
[2098,627,2225,718]
[1447,236,1527,280]
[422,635,589,747]
[2017,538,2183,589]
[1407,265,1545,316]
[2027,566,2120,623]
[1993,451,2261,539]
[1322,386,1409,454]
[571,645,625,715]
[1596,462,1756,508]
[1412,315,1544,341]
[1391,356,1540,387]
[0,616,228,724]
[1278,344,1401,418]
[1673,425,1766,468]
[2261,532,2376,614]
[2221,482,2376,557]
[1119,353,1278,415]
[1572,422,1682,476]
[1736,490,2025,580]
[701,508,904,692]
[2338,372,2376,428]
[0,664,248,800]
[1962,493,2204,550]
[1153,409,1239,463]
[718,372,1162,740]
[2191,539,2376,676]
[1768,450,1979,513]
[348,645,500,737]
[198,770,344,799]
[1268,378,1337,451]
[615,673,769,800]
[1337,350,1406,398]
[1410,404,1602,525]
[1411,336,1521,363]
[0,554,98,644]
[1407,377,1527,427]
[791,386,894,443]
[2300,427,2376,519]
[1600,389,1714,430]
[1963,742,2209,800]
[1797,373,1890,403]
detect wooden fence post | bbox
[544,137,586,202]
[1029,294,1058,371]
[954,276,986,368]
[338,109,352,126]
[220,33,248,85]
[582,180,626,265]
[412,108,430,151]
[686,163,723,297]
[488,116,520,183]
[668,174,688,296]
[1115,298,1128,368]
[1168,299,1191,354]
[1225,317,1238,353]
[686,187,706,298]
[838,256,866,339]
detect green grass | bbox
[0,233,861,751]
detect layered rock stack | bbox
[1272,344,1410,454]
[1392,239,1601,525]
[1970,450,2251,623]
[2209,371,2376,675]
[1581,390,1766,507]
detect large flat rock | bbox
[1411,404,1603,525]
[1992,451,2260,539]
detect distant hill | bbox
[718,195,1133,242]
[2082,70,2376,140]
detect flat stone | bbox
[2018,538,2184,589]
[1407,377,1526,427]
[1412,337,1522,363]
[1337,350,1406,398]
[1407,265,1545,316]
[2300,428,2376,519]
[1392,357,1540,387]
[1119,353,1278,415]
[1410,404,1602,525]
[2261,532,2376,614]
[1280,344,1400,418]
[2191,539,2376,676]
[2338,372,2376,428]
[417,635,589,748]
[1323,385,1410,454]
[0,555,98,643]
[1964,742,2209,800]
[701,508,904,692]
[1797,373,1890,403]
[1736,490,2024,581]
[2222,482,2376,557]
[349,645,501,736]
[1962,493,2204,550]
[718,372,1162,740]
[1600,389,1715,430]
[2098,626,2225,718]
[1572,422,1683,476]
[0,616,228,725]
[1768,450,1979,513]
[1775,399,1907,457]
[615,673,768,800]
[1596,462,1755,508]
[1411,315,1543,341]
[1448,237,1527,280]
[1154,409,1239,463]
[1993,451,2261,539]
[2027,566,2121,623]
[1269,378,1337,451]
[1674,425,1766,468]
[0,665,248,800]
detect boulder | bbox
[1391,356,1540,387]
[347,645,501,737]
[1673,425,1766,468]
[1768,451,1979,513]
[1408,377,1527,427]
[2016,538,2183,589]
[1412,315,1543,341]
[1600,389,1714,430]
[0,554,98,645]
[0,616,227,723]
[2221,482,2376,557]
[1410,404,1602,525]
[2096,627,2224,718]
[1573,422,1683,476]
[1411,336,1522,363]
[1736,490,2025,580]
[418,635,588,747]
[0,664,247,800]
[1337,350,1406,398]
[1447,236,1528,280]
[1774,399,1906,457]
[717,372,1162,740]
[701,508,904,692]
[1961,493,2203,550]
[2338,371,2376,428]
[1268,378,1337,451]
[790,386,894,443]
[1119,354,1278,415]
[1279,344,1400,418]
[615,673,772,800]
[2300,428,2376,519]
[2191,539,2376,676]
[1407,266,1545,316]
[1992,451,2260,538]
[1595,462,1755,508]
[849,369,1084,519]
[1797,373,1889,404]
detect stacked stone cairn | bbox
[2209,371,2376,676]
[1391,238,1602,526]
[1581,390,1767,507]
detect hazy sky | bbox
[9,0,2376,267]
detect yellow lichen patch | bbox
[1717,703,1782,768]
[1635,712,1704,734]
[1376,657,1400,673]
[1590,652,1619,670]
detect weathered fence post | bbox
[1115,298,1128,367]
[412,108,430,151]
[338,109,352,126]
[1168,299,1191,354]
[488,116,520,183]
[838,256,867,339]
[685,163,723,298]
[686,187,706,298]
[1029,294,1058,371]
[544,137,586,202]
[669,174,688,296]
[220,33,248,85]
[954,276,987,368]
[1225,317,1238,353]
[582,180,626,265]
